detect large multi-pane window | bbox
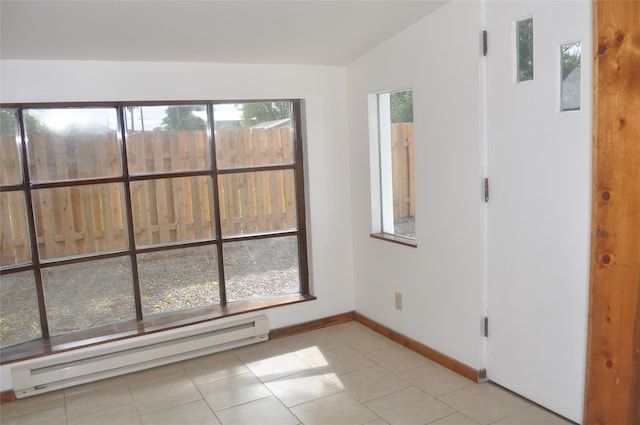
[0,101,309,351]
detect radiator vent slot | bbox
[11,314,268,398]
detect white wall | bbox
[347,1,485,369]
[0,60,355,391]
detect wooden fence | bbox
[391,123,415,218]
[0,124,414,265]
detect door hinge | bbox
[482,30,488,56]
[484,178,489,202]
[484,317,489,338]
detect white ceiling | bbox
[0,1,446,65]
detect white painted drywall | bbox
[0,60,355,391]
[347,1,486,369]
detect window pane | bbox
[218,170,297,237]
[1,191,31,267]
[43,256,135,336]
[0,271,42,347]
[25,108,121,182]
[224,236,299,303]
[32,183,128,260]
[378,90,415,239]
[561,42,581,111]
[138,245,220,316]
[0,108,23,186]
[517,18,534,82]
[215,102,294,169]
[126,105,211,175]
[130,176,215,248]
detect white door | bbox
[485,1,592,422]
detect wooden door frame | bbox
[584,1,640,423]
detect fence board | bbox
[0,193,14,266]
[0,135,20,185]
[2,124,413,265]
[0,192,29,266]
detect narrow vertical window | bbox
[561,42,581,111]
[373,89,415,243]
[516,18,534,82]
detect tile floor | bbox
[0,321,574,425]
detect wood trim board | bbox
[584,1,640,423]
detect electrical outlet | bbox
[394,292,403,311]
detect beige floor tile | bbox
[0,391,64,420]
[290,392,379,425]
[399,361,474,397]
[125,363,187,389]
[438,383,531,425]
[0,405,66,425]
[130,376,202,416]
[365,419,390,425]
[216,396,300,425]
[316,321,369,339]
[64,377,133,418]
[332,326,394,354]
[244,352,313,382]
[182,350,249,385]
[280,328,344,357]
[305,346,375,377]
[265,370,342,407]
[491,405,574,424]
[365,386,455,424]
[140,399,221,425]
[330,364,411,402]
[198,372,271,411]
[232,339,290,363]
[366,344,428,374]
[67,403,141,425]
[1,321,570,425]
[429,412,481,424]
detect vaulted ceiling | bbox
[0,1,446,65]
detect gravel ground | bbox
[0,236,299,347]
[2,218,414,347]
[394,216,416,239]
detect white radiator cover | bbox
[11,314,269,398]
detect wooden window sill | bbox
[0,294,315,365]
[370,232,417,247]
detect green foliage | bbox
[0,109,47,135]
[24,113,47,135]
[390,90,413,123]
[561,43,581,80]
[161,105,206,131]
[0,109,17,135]
[240,102,290,128]
[517,18,534,82]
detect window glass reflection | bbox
[25,108,121,182]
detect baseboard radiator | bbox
[11,314,269,398]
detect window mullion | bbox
[117,106,143,321]
[208,104,227,305]
[292,100,309,294]
[17,108,50,339]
